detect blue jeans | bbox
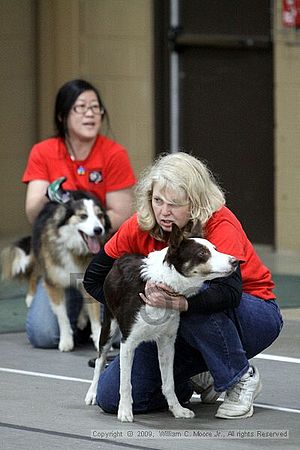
[96,295,283,414]
[26,279,84,348]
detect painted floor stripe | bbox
[254,353,300,364]
[253,403,300,414]
[1,366,300,415]
[0,367,91,383]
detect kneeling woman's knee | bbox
[96,373,119,414]
[25,280,60,348]
[26,322,59,348]
[26,309,59,349]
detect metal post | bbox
[170,0,179,153]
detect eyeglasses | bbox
[72,104,105,115]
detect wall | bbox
[36,0,154,177]
[79,0,154,175]
[0,0,36,239]
[0,0,154,242]
[1,0,300,252]
[274,1,300,251]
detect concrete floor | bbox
[1,243,300,449]
[0,312,300,450]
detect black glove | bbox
[46,176,71,204]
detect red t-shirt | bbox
[105,207,275,300]
[22,135,136,207]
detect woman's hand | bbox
[139,281,188,312]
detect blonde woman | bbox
[84,152,283,420]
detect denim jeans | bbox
[96,294,283,414]
[26,279,84,348]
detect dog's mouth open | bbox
[79,232,101,254]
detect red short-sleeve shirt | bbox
[105,208,275,300]
[22,135,136,207]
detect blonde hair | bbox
[135,152,225,240]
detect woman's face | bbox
[66,90,102,142]
[151,183,191,232]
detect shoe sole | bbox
[215,379,262,419]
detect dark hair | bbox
[54,79,109,138]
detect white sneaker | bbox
[191,371,220,404]
[215,366,262,419]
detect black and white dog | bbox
[1,191,110,352]
[85,224,238,421]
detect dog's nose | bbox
[93,226,104,236]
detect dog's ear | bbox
[166,224,185,258]
[188,221,203,238]
[164,224,186,267]
[169,223,184,248]
[55,203,74,227]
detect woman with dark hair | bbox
[24,79,135,228]
[22,79,136,349]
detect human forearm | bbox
[25,180,50,224]
[185,266,243,315]
[105,188,134,232]
[139,266,242,314]
[83,249,115,303]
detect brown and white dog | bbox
[1,190,110,351]
[85,224,238,422]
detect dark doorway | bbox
[154,1,274,245]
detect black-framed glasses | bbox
[72,104,105,115]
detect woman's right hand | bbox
[46,177,70,203]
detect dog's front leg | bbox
[45,284,74,352]
[118,340,135,422]
[85,356,105,405]
[157,336,195,419]
[85,316,118,406]
[85,296,101,350]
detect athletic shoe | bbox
[191,371,220,403]
[215,365,262,419]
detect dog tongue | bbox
[86,236,101,254]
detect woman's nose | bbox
[161,203,171,215]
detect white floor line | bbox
[0,367,91,383]
[254,353,300,364]
[1,365,300,415]
[192,394,300,414]
[253,403,300,414]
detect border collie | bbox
[1,191,110,352]
[85,224,238,421]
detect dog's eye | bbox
[97,213,103,219]
[80,214,88,220]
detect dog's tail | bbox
[1,236,34,281]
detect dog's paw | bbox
[25,294,33,308]
[117,404,134,422]
[85,387,97,405]
[58,335,74,352]
[172,406,195,419]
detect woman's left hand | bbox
[139,281,188,312]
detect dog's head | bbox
[56,191,111,254]
[164,224,238,281]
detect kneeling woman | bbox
[83,152,283,419]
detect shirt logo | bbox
[89,170,103,184]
